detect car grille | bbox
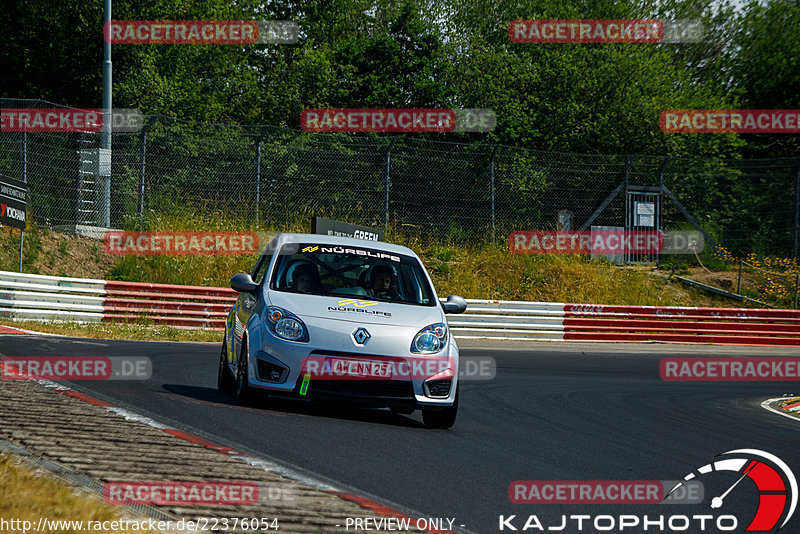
[310,379,414,399]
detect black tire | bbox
[422,386,458,429]
[217,338,235,394]
[234,338,255,404]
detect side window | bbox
[251,254,270,285]
[252,238,278,284]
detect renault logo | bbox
[352,327,371,345]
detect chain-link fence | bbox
[2,98,799,257]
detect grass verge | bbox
[1,203,779,313]
[103,203,718,306]
[0,454,155,533]
[0,320,221,343]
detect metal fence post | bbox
[794,166,799,259]
[19,231,24,272]
[137,117,157,226]
[21,131,27,183]
[490,146,498,240]
[254,128,269,226]
[737,258,742,294]
[255,135,262,226]
[622,155,634,263]
[658,156,668,189]
[100,0,112,228]
[20,131,26,272]
[385,137,398,229]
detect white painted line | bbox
[104,406,172,429]
[233,455,338,492]
[0,324,68,336]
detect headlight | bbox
[411,323,448,354]
[266,306,309,342]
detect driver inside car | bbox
[291,262,320,293]
[367,264,401,299]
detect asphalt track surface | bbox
[2,335,800,534]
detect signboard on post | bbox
[0,176,27,231]
[311,217,384,242]
[635,201,655,228]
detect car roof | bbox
[272,233,420,258]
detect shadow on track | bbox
[162,384,426,428]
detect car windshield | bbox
[270,243,436,306]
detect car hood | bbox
[267,291,444,327]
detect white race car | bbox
[218,233,467,428]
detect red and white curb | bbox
[0,324,33,335]
[761,397,800,423]
[781,400,800,413]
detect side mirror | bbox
[230,273,258,295]
[442,295,467,314]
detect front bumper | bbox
[245,328,459,408]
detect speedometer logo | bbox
[666,449,797,531]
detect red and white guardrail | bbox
[2,270,800,346]
[0,270,234,329]
[451,301,800,346]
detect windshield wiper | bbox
[372,295,424,305]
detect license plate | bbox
[328,358,393,378]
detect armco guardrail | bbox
[560,303,800,346]
[3,270,800,345]
[0,270,235,329]
[450,301,800,345]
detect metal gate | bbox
[625,187,661,264]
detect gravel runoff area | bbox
[0,377,416,534]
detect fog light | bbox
[256,358,288,383]
[424,379,452,398]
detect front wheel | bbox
[234,338,255,404]
[217,338,234,394]
[422,386,458,429]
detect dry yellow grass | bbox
[408,239,696,306]
[0,320,221,343]
[1,237,707,345]
[0,455,156,533]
